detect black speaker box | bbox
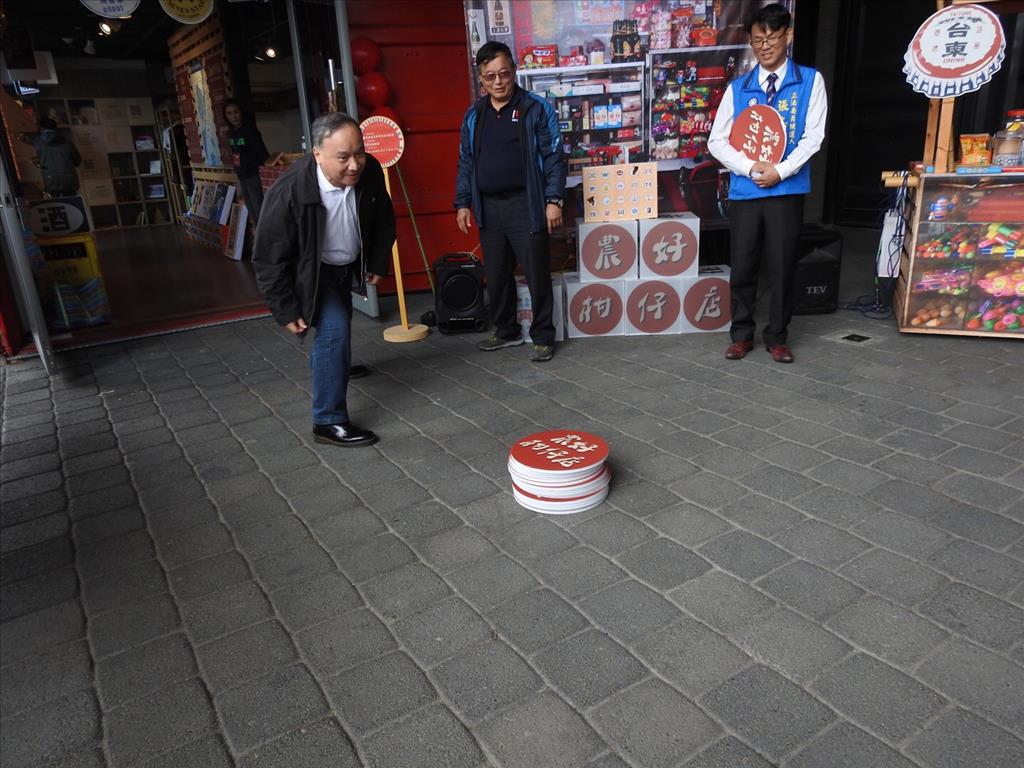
[433,253,488,334]
[793,226,842,315]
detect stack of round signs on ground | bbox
[508,430,610,514]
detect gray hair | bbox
[311,112,360,148]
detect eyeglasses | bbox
[750,31,787,49]
[481,69,514,83]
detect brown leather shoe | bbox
[767,344,794,363]
[725,340,754,360]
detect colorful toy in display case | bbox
[912,264,974,295]
[927,194,957,221]
[916,222,1023,259]
[975,265,1024,297]
[964,297,1024,332]
[908,297,966,328]
[978,223,1022,257]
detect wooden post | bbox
[922,99,941,164]
[381,167,428,343]
[934,97,956,172]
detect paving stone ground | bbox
[2,238,1023,767]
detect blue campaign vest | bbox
[728,60,817,200]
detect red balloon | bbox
[370,106,402,128]
[356,71,392,108]
[350,37,381,76]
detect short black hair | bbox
[38,117,58,130]
[222,98,248,123]
[748,3,791,33]
[476,41,513,69]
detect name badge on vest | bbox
[748,97,758,107]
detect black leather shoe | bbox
[349,364,370,379]
[313,422,379,447]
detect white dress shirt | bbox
[708,60,828,181]
[316,163,360,265]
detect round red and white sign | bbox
[683,276,730,331]
[641,221,698,276]
[360,116,405,168]
[508,430,609,477]
[626,280,681,334]
[580,224,637,280]
[729,105,787,164]
[569,283,623,336]
[903,4,1005,97]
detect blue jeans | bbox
[311,263,353,425]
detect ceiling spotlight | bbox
[99,20,121,36]
[264,46,277,58]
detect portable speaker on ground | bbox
[793,226,842,314]
[433,253,488,334]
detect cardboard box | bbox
[516,274,566,342]
[624,278,685,335]
[565,275,625,337]
[678,266,731,333]
[578,219,638,282]
[639,213,701,278]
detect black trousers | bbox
[479,190,555,345]
[728,194,804,346]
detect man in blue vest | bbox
[708,3,827,363]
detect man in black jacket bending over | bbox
[253,113,394,447]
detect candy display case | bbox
[517,62,647,179]
[896,172,1024,337]
[647,45,755,163]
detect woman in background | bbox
[222,99,270,223]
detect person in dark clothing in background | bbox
[222,99,270,223]
[32,118,81,197]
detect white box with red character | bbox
[677,265,731,333]
[638,212,700,279]
[577,219,639,283]
[564,275,625,337]
[622,278,685,335]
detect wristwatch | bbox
[546,198,563,208]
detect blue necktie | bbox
[765,73,778,104]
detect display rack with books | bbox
[26,96,172,229]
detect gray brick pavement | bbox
[2,272,1023,767]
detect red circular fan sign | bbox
[509,430,609,476]
[729,105,786,164]
[569,283,623,336]
[627,280,681,334]
[641,221,698,276]
[359,116,405,168]
[580,224,637,280]
[683,276,731,331]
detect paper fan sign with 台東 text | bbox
[729,104,787,165]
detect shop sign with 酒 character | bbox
[27,197,92,238]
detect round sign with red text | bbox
[904,3,1005,94]
[683,277,731,331]
[641,222,698,276]
[569,283,623,336]
[729,105,787,164]
[508,430,609,476]
[580,224,637,280]
[359,116,405,168]
[626,280,681,334]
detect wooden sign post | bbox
[360,116,428,343]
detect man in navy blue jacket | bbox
[455,42,566,363]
